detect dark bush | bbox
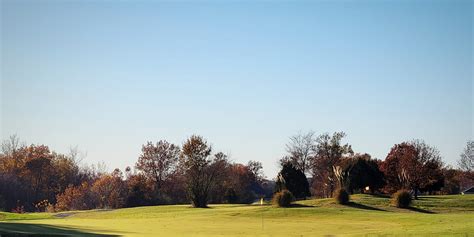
[224,188,238,204]
[0,195,5,211]
[275,162,311,199]
[334,188,350,205]
[272,190,294,207]
[392,190,412,208]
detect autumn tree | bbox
[55,182,95,211]
[458,140,474,172]
[22,145,56,205]
[91,169,127,209]
[381,140,444,199]
[407,140,444,199]
[311,132,353,197]
[207,153,231,203]
[125,173,154,207]
[180,135,227,208]
[160,169,188,204]
[49,153,82,199]
[380,143,415,193]
[0,140,89,211]
[224,162,265,204]
[136,140,180,196]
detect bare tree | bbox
[458,140,474,172]
[285,131,316,175]
[68,145,87,167]
[1,134,23,156]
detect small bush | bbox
[272,190,294,207]
[392,190,412,208]
[11,205,24,214]
[334,188,350,205]
[34,199,51,212]
[46,204,56,213]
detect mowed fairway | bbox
[1,194,473,236]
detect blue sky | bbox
[1,0,472,178]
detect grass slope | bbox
[0,194,473,236]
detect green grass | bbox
[1,194,473,236]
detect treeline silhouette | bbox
[0,133,472,212]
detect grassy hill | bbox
[0,194,473,236]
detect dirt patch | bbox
[95,209,113,212]
[53,209,113,218]
[53,212,78,218]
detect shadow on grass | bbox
[346,202,387,212]
[0,223,121,236]
[415,196,440,200]
[407,206,435,214]
[288,203,314,208]
[367,193,390,199]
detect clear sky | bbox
[1,0,472,178]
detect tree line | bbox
[276,131,473,201]
[0,135,269,211]
[0,133,472,212]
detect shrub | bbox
[11,205,24,214]
[272,190,294,207]
[392,190,412,208]
[46,203,56,213]
[275,162,311,199]
[56,182,95,211]
[334,188,350,205]
[34,200,51,212]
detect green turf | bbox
[1,194,473,236]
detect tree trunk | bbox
[191,193,208,208]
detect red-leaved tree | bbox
[381,140,444,199]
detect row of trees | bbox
[0,135,269,211]
[275,131,473,200]
[0,133,472,212]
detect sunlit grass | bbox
[1,194,473,236]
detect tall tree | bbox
[380,143,415,193]
[23,145,54,204]
[180,135,226,208]
[311,132,353,197]
[136,140,180,191]
[458,140,474,172]
[338,154,384,194]
[407,140,444,199]
[285,131,316,175]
